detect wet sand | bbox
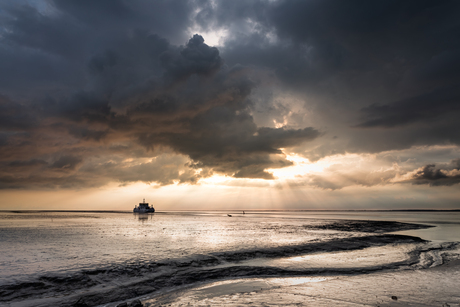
[143,260,460,307]
[2,212,459,307]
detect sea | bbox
[0,210,459,306]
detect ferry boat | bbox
[133,199,155,213]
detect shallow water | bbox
[0,210,459,306]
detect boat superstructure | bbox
[133,199,155,213]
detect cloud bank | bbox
[0,0,459,192]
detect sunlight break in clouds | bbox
[0,0,460,210]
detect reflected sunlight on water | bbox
[1,210,459,306]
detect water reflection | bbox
[134,213,154,222]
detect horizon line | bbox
[1,209,460,213]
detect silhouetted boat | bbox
[133,199,155,213]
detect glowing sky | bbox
[1,0,460,210]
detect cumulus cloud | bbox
[212,0,460,161]
[0,2,321,189]
[160,34,223,82]
[1,0,460,192]
[405,159,460,186]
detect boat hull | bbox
[133,208,155,213]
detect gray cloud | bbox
[0,9,320,188]
[0,96,38,130]
[213,0,460,160]
[50,155,82,170]
[356,86,460,128]
[1,0,459,191]
[0,153,203,189]
[409,159,460,186]
[160,34,223,82]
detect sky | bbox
[1,0,460,210]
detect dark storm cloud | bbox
[264,0,460,80]
[87,51,119,75]
[160,34,223,82]
[356,86,460,128]
[0,0,194,97]
[50,155,82,170]
[67,125,109,141]
[52,0,192,39]
[409,159,460,186]
[127,55,319,179]
[0,96,38,130]
[1,0,459,190]
[0,1,320,188]
[209,0,460,160]
[140,111,319,179]
[2,4,85,58]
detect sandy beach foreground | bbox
[144,260,460,307]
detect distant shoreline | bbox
[1,209,460,213]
